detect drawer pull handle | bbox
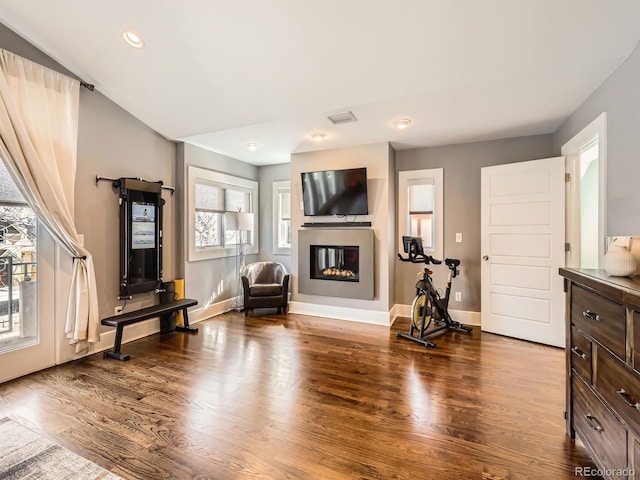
[570,346,587,360]
[616,389,640,410]
[584,414,603,432]
[582,310,600,322]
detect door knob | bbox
[483,255,489,261]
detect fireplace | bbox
[299,229,374,300]
[310,245,359,282]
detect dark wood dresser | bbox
[560,268,640,479]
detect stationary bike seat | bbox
[445,258,461,268]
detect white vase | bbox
[604,244,637,276]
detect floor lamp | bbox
[224,211,254,311]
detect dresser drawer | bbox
[573,375,628,479]
[571,326,593,384]
[571,284,626,360]
[597,346,640,437]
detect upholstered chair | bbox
[240,261,290,316]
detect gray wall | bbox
[0,23,177,351]
[257,163,291,271]
[77,91,176,322]
[395,134,556,311]
[554,41,640,235]
[177,144,259,308]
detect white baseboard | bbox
[288,301,392,326]
[287,302,480,328]
[190,297,235,323]
[93,297,234,359]
[389,304,403,325]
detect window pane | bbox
[399,168,442,259]
[408,182,434,213]
[407,180,435,249]
[410,213,433,249]
[225,229,239,246]
[225,189,251,213]
[0,205,38,352]
[280,192,291,219]
[279,220,291,248]
[195,183,223,211]
[195,211,221,247]
[188,166,258,261]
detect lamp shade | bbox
[224,211,254,231]
[237,212,254,231]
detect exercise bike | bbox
[396,236,472,348]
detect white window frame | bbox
[273,180,291,256]
[398,168,443,260]
[187,165,259,261]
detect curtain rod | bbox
[80,81,95,91]
[95,175,175,194]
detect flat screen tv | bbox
[301,167,368,216]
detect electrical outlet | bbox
[115,306,124,315]
[455,292,462,302]
[455,232,463,243]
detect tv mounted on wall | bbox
[301,167,369,216]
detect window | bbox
[0,159,44,356]
[188,166,258,261]
[398,168,443,260]
[408,180,434,249]
[561,112,607,269]
[0,204,38,352]
[273,181,291,255]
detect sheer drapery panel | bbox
[0,48,99,352]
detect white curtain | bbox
[0,48,99,352]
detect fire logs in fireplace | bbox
[311,245,359,282]
[321,267,356,278]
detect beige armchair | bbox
[240,261,290,316]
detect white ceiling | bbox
[1,1,639,166]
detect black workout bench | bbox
[101,298,198,361]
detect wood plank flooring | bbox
[0,312,596,479]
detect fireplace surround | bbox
[298,228,374,300]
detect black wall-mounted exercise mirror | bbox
[117,178,164,298]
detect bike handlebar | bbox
[397,253,442,265]
[397,253,459,278]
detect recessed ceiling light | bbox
[393,118,412,130]
[245,142,258,151]
[122,30,144,48]
[311,132,327,141]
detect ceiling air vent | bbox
[327,111,357,125]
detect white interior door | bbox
[481,157,565,347]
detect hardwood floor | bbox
[0,312,596,479]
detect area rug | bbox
[0,417,122,480]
